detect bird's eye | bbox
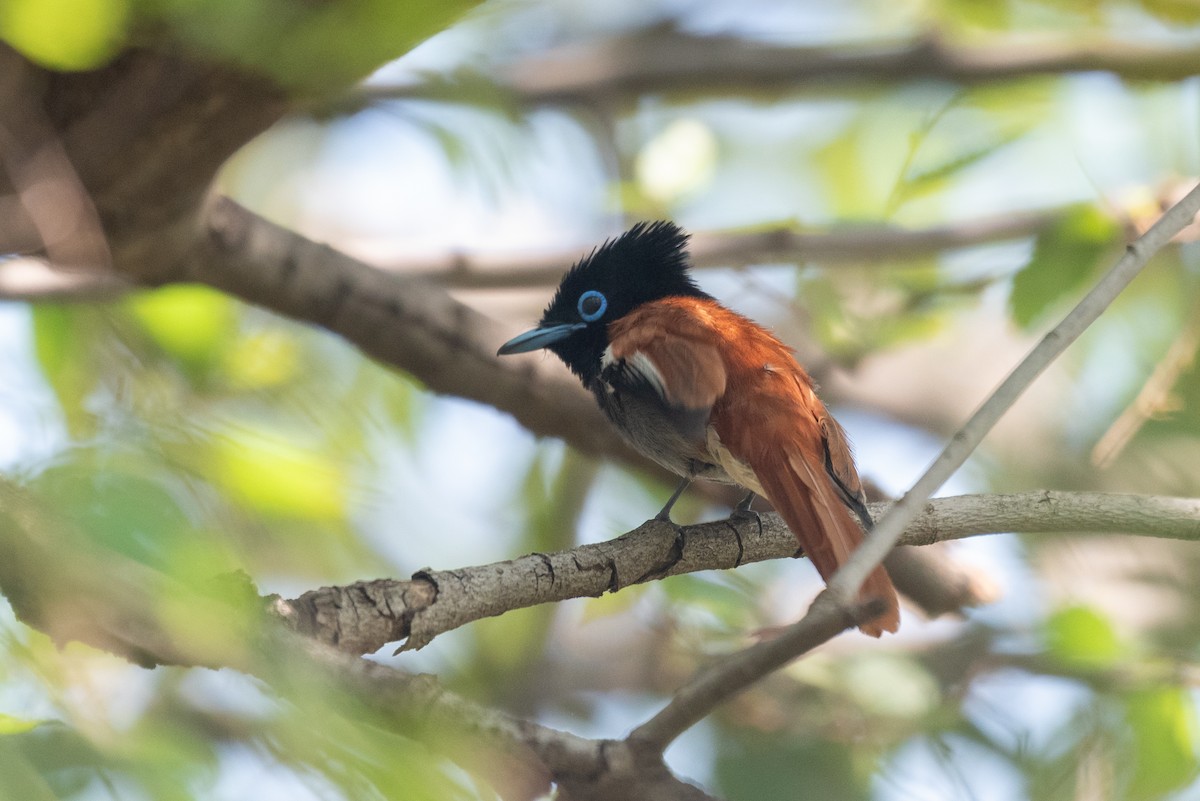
[577,290,608,322]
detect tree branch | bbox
[276,491,1200,655]
[628,593,872,751]
[183,196,645,468]
[0,256,129,299]
[358,30,1200,108]
[295,641,721,801]
[0,210,1054,298]
[828,182,1200,610]
[0,478,718,801]
[391,211,1055,290]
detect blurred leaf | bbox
[1123,686,1197,799]
[0,723,108,801]
[467,605,555,685]
[141,0,483,90]
[1010,204,1119,330]
[0,738,65,801]
[717,730,870,801]
[31,305,103,436]
[210,426,347,521]
[29,460,194,571]
[815,116,874,220]
[802,262,958,362]
[661,574,756,631]
[520,448,596,552]
[841,654,940,720]
[0,0,129,70]
[0,714,41,736]
[1043,605,1123,669]
[893,131,1022,209]
[223,329,300,390]
[127,284,238,383]
[1139,0,1200,24]
[940,0,1013,30]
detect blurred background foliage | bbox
[2,0,1200,799]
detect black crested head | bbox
[532,221,709,384]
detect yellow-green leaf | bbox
[1043,605,1123,669]
[0,0,129,70]
[31,305,100,436]
[127,284,236,378]
[0,713,41,735]
[211,427,346,521]
[224,330,300,389]
[1124,686,1197,800]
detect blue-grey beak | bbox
[497,322,587,356]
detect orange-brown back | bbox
[611,297,900,636]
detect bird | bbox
[497,221,899,636]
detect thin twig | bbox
[628,594,865,750]
[828,183,1200,606]
[1091,292,1200,467]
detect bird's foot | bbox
[654,476,692,523]
[727,492,762,533]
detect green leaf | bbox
[717,731,869,801]
[815,116,874,219]
[1010,205,1119,330]
[126,284,238,381]
[30,306,102,437]
[143,0,483,90]
[893,131,1022,209]
[841,654,940,720]
[28,460,193,571]
[661,574,756,630]
[1140,0,1200,24]
[1123,686,1197,800]
[1043,605,1123,669]
[223,330,300,390]
[0,715,41,736]
[209,426,347,521]
[0,0,129,70]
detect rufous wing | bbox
[605,312,728,439]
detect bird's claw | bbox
[728,492,763,533]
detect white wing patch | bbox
[626,351,669,402]
[602,345,671,403]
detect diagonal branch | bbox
[183,196,643,469]
[829,183,1200,609]
[276,491,1200,655]
[628,487,1200,753]
[628,592,871,750]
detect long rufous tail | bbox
[752,448,900,637]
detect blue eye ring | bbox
[577,290,608,322]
